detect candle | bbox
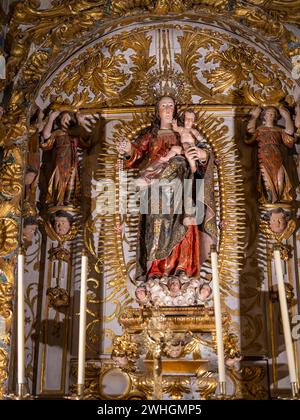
[273,248,297,385]
[211,245,226,387]
[78,251,88,388]
[17,249,25,386]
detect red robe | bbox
[249,126,295,203]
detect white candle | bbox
[0,55,6,79]
[17,250,25,385]
[211,245,226,385]
[78,251,88,386]
[273,249,297,384]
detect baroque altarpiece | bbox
[1,0,300,400]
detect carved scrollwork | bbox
[0,256,15,398]
[43,50,130,106]
[0,348,8,399]
[6,1,105,85]
[0,152,23,201]
[39,26,294,108]
[176,30,292,105]
[42,218,80,245]
[110,0,153,16]
[0,0,299,401]
[0,257,15,321]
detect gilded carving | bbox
[260,217,297,244]
[175,30,226,104]
[3,0,299,98]
[0,0,299,400]
[162,377,190,399]
[39,26,293,109]
[6,1,105,84]
[153,0,187,14]
[110,0,153,16]
[42,31,156,107]
[177,30,292,105]
[42,217,79,246]
[20,51,50,84]
[0,219,19,257]
[92,107,246,329]
[228,366,268,400]
[0,112,27,148]
[0,256,15,399]
[196,370,218,400]
[0,149,23,202]
[112,333,139,360]
[230,5,287,40]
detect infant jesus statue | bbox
[135,109,208,188]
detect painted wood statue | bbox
[119,96,216,290]
[246,106,297,204]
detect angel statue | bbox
[40,110,98,208]
[246,106,298,204]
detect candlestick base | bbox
[274,382,300,400]
[210,382,233,400]
[65,384,94,400]
[4,383,35,400]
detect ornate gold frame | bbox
[0,1,299,398]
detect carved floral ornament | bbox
[36,25,296,110]
[0,0,299,400]
[1,0,299,103]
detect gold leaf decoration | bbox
[43,49,130,107]
[175,29,234,104]
[5,1,105,84]
[0,256,16,398]
[0,159,22,201]
[93,108,246,324]
[203,43,289,104]
[0,219,19,257]
[0,257,15,321]
[110,0,153,16]
[20,51,50,84]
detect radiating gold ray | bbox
[91,109,246,326]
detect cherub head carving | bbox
[52,210,73,236]
[167,277,182,297]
